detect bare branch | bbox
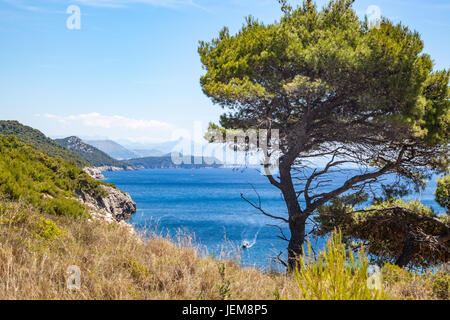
[267,224,289,242]
[308,146,408,212]
[271,251,288,268]
[241,192,289,223]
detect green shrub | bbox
[293,231,386,300]
[217,262,231,300]
[74,173,109,197]
[315,197,449,269]
[382,263,412,284]
[129,258,152,281]
[0,136,114,218]
[432,271,449,300]
[34,217,65,240]
[435,175,450,212]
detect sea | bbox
[103,168,442,272]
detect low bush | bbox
[293,232,386,300]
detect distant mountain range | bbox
[55,136,129,168]
[86,138,224,169]
[84,140,138,160]
[0,120,224,170]
[86,138,185,160]
[0,120,225,170]
[119,138,184,156]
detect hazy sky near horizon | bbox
[0,0,449,144]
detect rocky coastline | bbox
[82,167,137,224]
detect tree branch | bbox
[308,146,408,212]
[241,191,289,223]
[267,224,289,242]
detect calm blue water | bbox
[103,168,442,271]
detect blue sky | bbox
[0,0,449,145]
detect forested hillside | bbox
[0,135,112,218]
[0,121,88,168]
[55,136,128,168]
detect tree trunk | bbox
[288,217,306,271]
[279,166,305,271]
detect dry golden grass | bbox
[0,200,446,300]
[0,200,296,299]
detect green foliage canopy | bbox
[436,175,450,212]
[199,0,449,269]
[199,0,448,170]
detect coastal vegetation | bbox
[0,135,112,219]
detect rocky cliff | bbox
[83,167,106,180]
[76,185,136,223]
[82,168,136,223]
[95,165,137,172]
